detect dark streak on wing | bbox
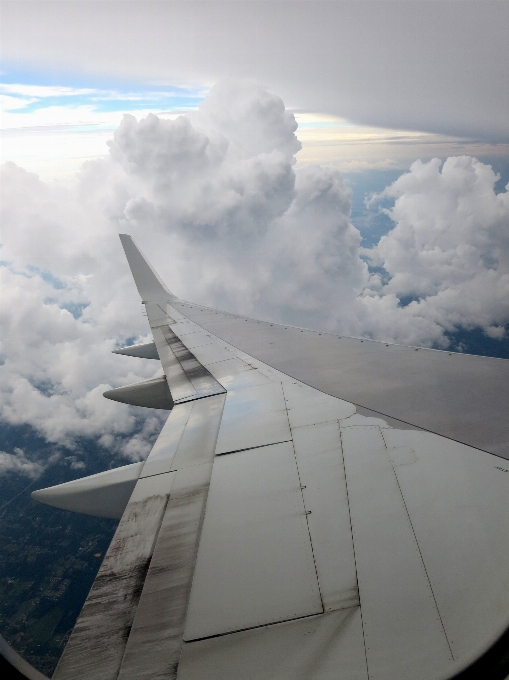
[52,493,170,680]
[160,326,225,401]
[116,472,212,680]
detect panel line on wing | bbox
[340,425,453,679]
[177,607,368,680]
[184,442,323,641]
[214,439,293,457]
[215,382,292,455]
[338,426,370,677]
[380,428,455,661]
[181,610,333,644]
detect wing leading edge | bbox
[31,235,509,680]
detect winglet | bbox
[119,234,176,302]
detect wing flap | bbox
[183,442,323,641]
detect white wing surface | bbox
[32,235,509,680]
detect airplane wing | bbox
[30,235,509,680]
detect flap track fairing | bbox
[113,342,159,360]
[31,462,144,519]
[103,376,174,410]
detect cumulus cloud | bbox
[195,80,302,159]
[0,448,44,478]
[1,80,509,463]
[0,81,314,459]
[364,157,509,342]
[108,88,365,326]
[0,170,166,456]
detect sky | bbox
[1,0,509,472]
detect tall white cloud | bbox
[1,81,508,463]
[366,157,509,340]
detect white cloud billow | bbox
[366,157,509,341]
[1,80,509,461]
[0,448,44,478]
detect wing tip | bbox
[119,233,177,302]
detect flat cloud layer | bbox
[367,158,509,341]
[1,81,509,463]
[2,1,508,141]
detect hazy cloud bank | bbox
[1,80,509,457]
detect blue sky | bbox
[0,68,213,195]
[0,69,209,181]
[1,67,206,125]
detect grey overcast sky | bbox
[2,0,508,141]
